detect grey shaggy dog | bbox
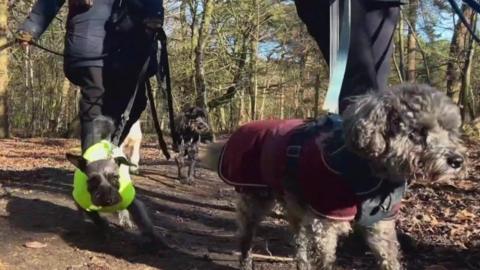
[174,106,211,185]
[204,84,467,270]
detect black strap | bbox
[283,115,343,198]
[30,41,117,60]
[111,42,153,146]
[111,30,174,161]
[146,79,171,160]
[156,30,178,150]
[283,121,324,198]
[447,0,480,44]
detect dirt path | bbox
[0,138,479,270]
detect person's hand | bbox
[16,31,33,49]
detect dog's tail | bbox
[199,141,226,171]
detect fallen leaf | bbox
[454,209,476,221]
[23,241,47,249]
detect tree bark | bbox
[248,0,259,121]
[406,0,418,82]
[446,4,474,103]
[459,13,476,121]
[313,73,321,118]
[398,9,405,81]
[0,0,9,138]
[194,0,214,110]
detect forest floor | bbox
[0,137,479,270]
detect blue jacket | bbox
[21,0,161,70]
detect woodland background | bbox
[0,0,479,138]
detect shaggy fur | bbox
[174,106,210,184]
[205,84,466,270]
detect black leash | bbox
[146,79,170,159]
[0,39,119,60]
[30,41,118,60]
[110,32,172,160]
[157,30,178,150]
[447,0,480,44]
[111,52,151,147]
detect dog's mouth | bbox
[194,123,209,133]
[91,190,122,207]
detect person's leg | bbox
[294,0,330,60]
[102,68,148,146]
[339,1,401,113]
[65,66,105,152]
[294,0,400,114]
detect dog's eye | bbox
[110,174,120,189]
[87,176,101,191]
[408,128,426,144]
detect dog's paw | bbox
[117,210,135,230]
[137,234,168,254]
[179,177,194,185]
[178,174,193,185]
[239,256,253,270]
[129,166,140,175]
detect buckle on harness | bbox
[286,145,302,158]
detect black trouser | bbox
[294,0,401,113]
[66,66,147,152]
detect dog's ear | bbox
[66,153,88,171]
[114,156,136,167]
[342,91,391,159]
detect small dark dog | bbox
[204,84,467,270]
[66,116,162,251]
[174,106,210,185]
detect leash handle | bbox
[323,0,351,114]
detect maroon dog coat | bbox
[218,117,405,224]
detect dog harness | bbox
[218,116,406,226]
[73,140,136,212]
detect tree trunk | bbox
[259,74,271,120]
[60,78,71,133]
[248,0,259,121]
[279,77,285,119]
[406,0,418,82]
[0,0,9,138]
[459,14,477,122]
[398,9,405,81]
[194,0,214,110]
[313,73,321,118]
[446,4,474,103]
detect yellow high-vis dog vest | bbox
[72,140,135,212]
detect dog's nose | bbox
[447,154,464,169]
